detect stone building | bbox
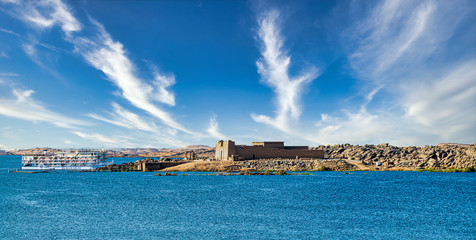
[183,151,196,160]
[215,140,324,161]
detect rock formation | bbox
[315,143,476,169]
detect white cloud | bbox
[206,115,227,140]
[347,0,468,82]
[0,50,8,58]
[0,143,11,150]
[0,72,18,77]
[88,102,160,133]
[3,0,197,147]
[0,0,20,4]
[4,0,192,135]
[21,42,64,80]
[22,43,36,56]
[311,106,410,145]
[72,131,125,145]
[403,61,476,140]
[88,102,190,147]
[252,10,319,133]
[0,88,89,128]
[310,84,406,145]
[9,0,81,34]
[72,130,187,148]
[141,131,187,148]
[1,27,63,54]
[0,28,21,37]
[151,66,176,106]
[318,0,476,145]
[73,20,192,134]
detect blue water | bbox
[1,155,475,239]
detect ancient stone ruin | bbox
[183,151,196,160]
[215,140,324,161]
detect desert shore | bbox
[98,143,475,172]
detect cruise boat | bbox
[21,149,113,171]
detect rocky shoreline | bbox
[315,143,476,169]
[157,159,357,172]
[10,143,474,172]
[103,143,476,172]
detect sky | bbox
[0,0,475,149]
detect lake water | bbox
[1,155,475,239]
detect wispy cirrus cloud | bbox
[88,102,160,133]
[3,0,81,34]
[349,0,437,81]
[1,27,65,54]
[206,114,227,140]
[22,43,46,70]
[0,88,89,128]
[88,102,190,147]
[72,131,129,146]
[308,87,409,145]
[0,0,20,4]
[151,65,176,106]
[0,50,8,58]
[1,25,70,84]
[312,110,393,145]
[0,72,18,77]
[4,0,194,135]
[72,130,187,148]
[73,21,191,133]
[314,0,476,145]
[0,28,21,37]
[252,10,319,133]
[21,42,66,81]
[403,61,476,140]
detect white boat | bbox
[21,149,113,171]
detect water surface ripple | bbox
[1,156,475,239]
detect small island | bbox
[96,140,476,173]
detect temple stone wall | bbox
[215,140,324,160]
[252,141,284,149]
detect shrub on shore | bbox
[155,172,177,176]
[463,167,476,172]
[417,167,476,172]
[318,166,331,171]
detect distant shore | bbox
[156,159,475,172]
[99,158,475,173]
[97,143,476,172]
[5,143,475,172]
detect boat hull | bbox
[22,163,112,171]
[21,150,112,171]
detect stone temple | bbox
[215,140,324,161]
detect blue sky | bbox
[0,0,475,149]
